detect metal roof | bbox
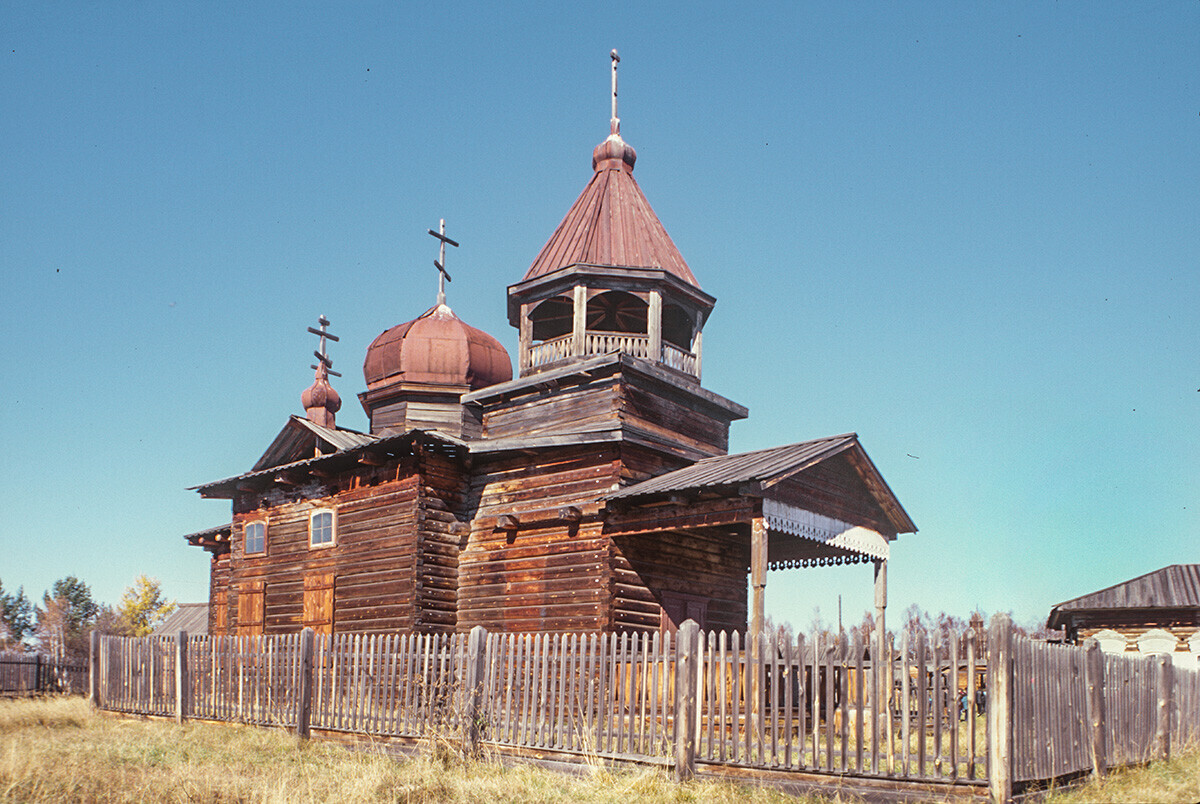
[192,428,466,496]
[608,433,916,535]
[522,131,698,288]
[152,603,209,636]
[180,523,232,541]
[252,416,377,472]
[608,434,858,499]
[1048,564,1200,629]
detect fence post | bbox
[89,630,101,706]
[1083,639,1106,779]
[464,625,489,755]
[297,628,315,740]
[674,619,700,782]
[987,614,1014,804]
[1155,653,1173,762]
[176,631,190,724]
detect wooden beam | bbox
[647,289,662,364]
[357,452,387,467]
[497,514,520,531]
[874,558,888,732]
[557,506,583,523]
[518,302,532,373]
[572,284,587,356]
[749,514,767,745]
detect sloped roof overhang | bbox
[183,523,232,554]
[1047,564,1200,630]
[604,434,916,567]
[190,427,467,500]
[507,264,716,328]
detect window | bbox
[244,521,266,554]
[310,510,335,547]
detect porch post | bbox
[572,285,587,356]
[749,515,767,741]
[647,289,662,363]
[873,558,887,747]
[518,302,531,372]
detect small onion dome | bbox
[363,303,513,391]
[592,132,637,172]
[301,375,341,413]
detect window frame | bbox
[309,509,336,548]
[243,519,267,555]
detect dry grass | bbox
[1042,744,1200,804]
[0,697,857,803]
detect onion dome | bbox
[302,315,342,429]
[363,303,512,391]
[302,375,342,418]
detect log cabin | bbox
[186,53,916,647]
[1047,564,1200,665]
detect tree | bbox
[37,576,99,660]
[0,580,34,650]
[116,575,176,637]
[46,576,98,633]
[93,604,133,638]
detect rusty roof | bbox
[522,131,699,288]
[607,433,916,534]
[1047,564,1200,629]
[363,303,512,391]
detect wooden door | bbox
[212,591,228,634]
[236,582,264,635]
[303,573,334,634]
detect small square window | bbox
[310,510,335,547]
[245,521,266,554]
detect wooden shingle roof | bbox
[1047,564,1200,629]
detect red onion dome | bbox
[363,303,512,391]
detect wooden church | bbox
[187,53,916,641]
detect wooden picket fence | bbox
[92,616,1200,803]
[0,651,87,695]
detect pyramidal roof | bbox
[522,54,699,288]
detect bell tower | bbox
[508,50,714,382]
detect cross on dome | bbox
[307,314,342,379]
[427,219,459,306]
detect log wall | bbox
[216,450,468,636]
[458,445,620,632]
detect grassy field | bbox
[0,697,848,803]
[1041,746,1200,804]
[3,697,1197,803]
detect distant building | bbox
[185,55,915,640]
[151,602,210,637]
[1047,564,1200,665]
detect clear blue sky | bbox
[3,2,1196,631]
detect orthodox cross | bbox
[610,49,620,136]
[307,314,342,378]
[427,218,459,306]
